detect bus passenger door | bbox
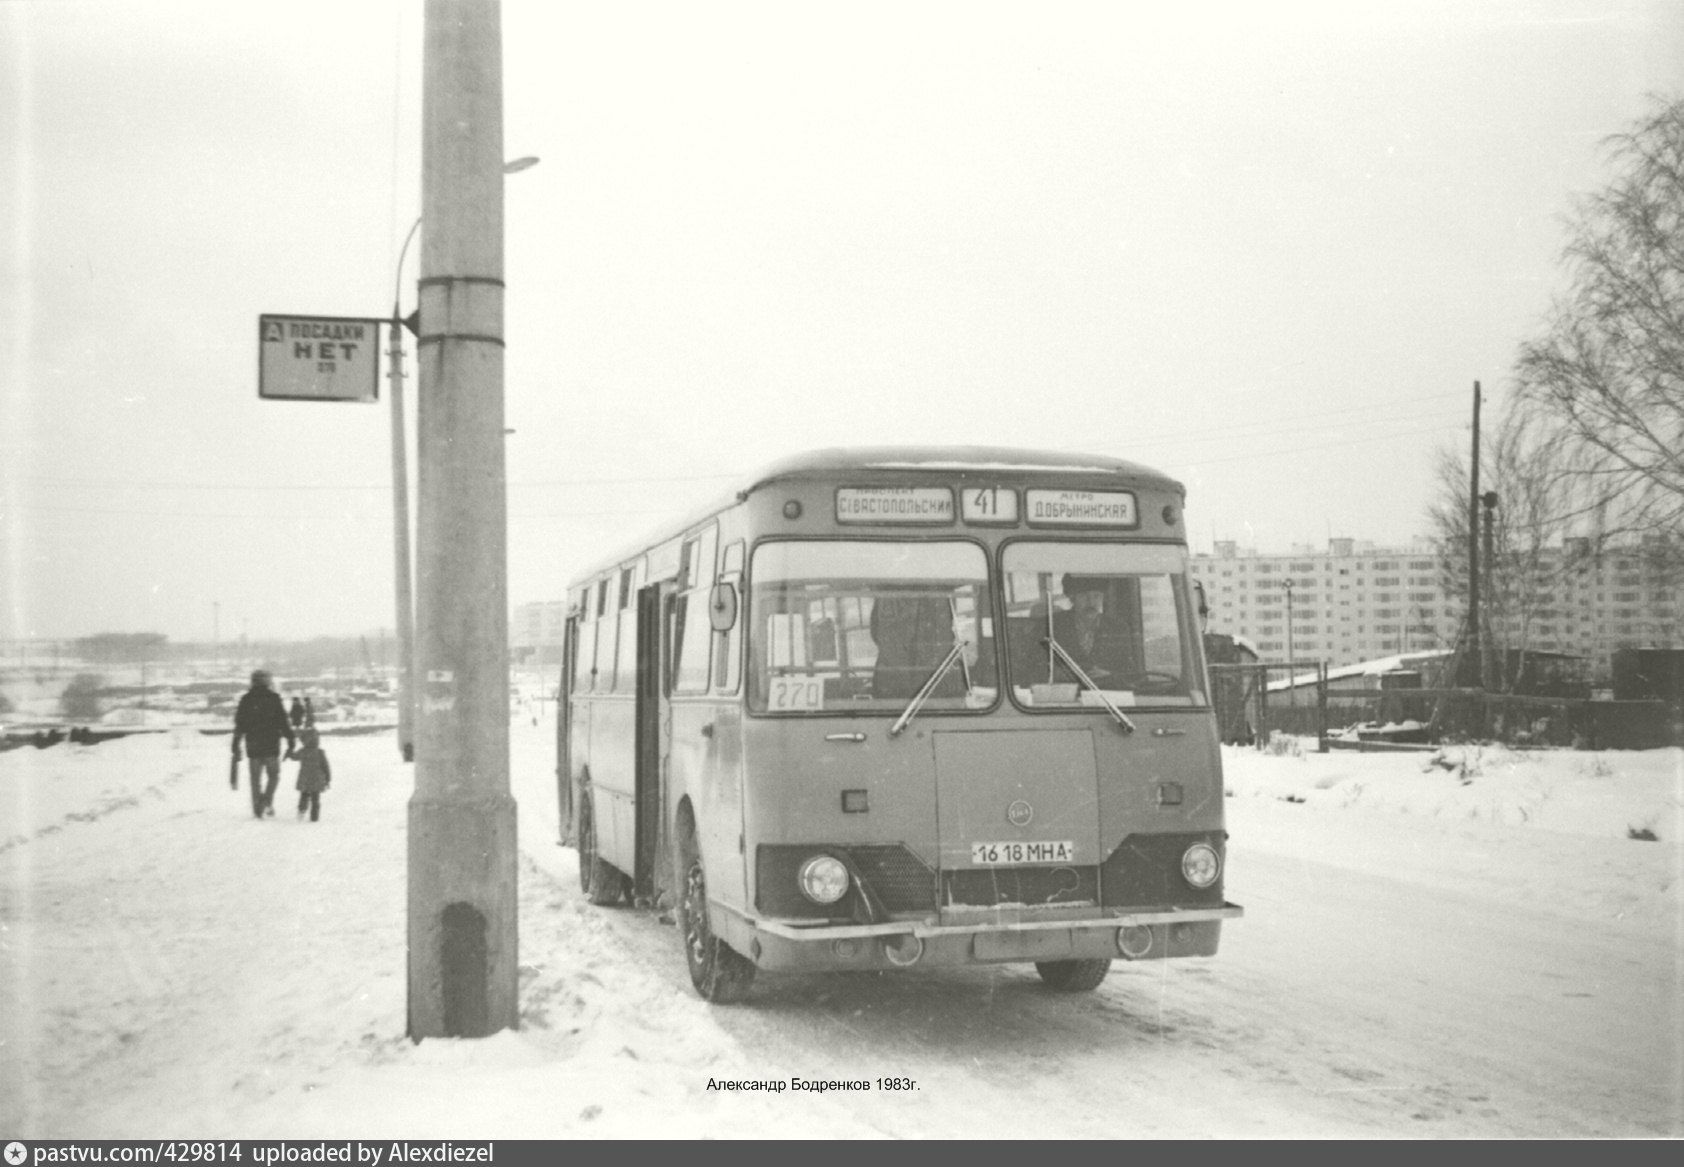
[633,583,669,901]
[556,614,578,845]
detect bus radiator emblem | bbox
[1007,800,1034,827]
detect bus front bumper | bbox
[712,903,1245,973]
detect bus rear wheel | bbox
[1035,958,1112,992]
[678,840,756,1003]
[578,793,625,907]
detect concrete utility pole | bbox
[407,0,518,1040]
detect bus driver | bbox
[1051,575,1133,685]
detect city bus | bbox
[557,447,1241,1002]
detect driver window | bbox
[1001,544,1197,708]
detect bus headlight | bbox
[1180,842,1221,888]
[798,855,850,904]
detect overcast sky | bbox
[4,1,1680,644]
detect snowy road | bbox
[3,720,1678,1138]
[511,734,1683,1139]
[519,805,1682,1138]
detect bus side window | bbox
[672,527,717,695]
[560,614,579,713]
[614,566,637,694]
[594,575,619,692]
[577,585,598,693]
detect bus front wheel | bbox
[1035,958,1112,992]
[678,841,756,1003]
[578,793,625,907]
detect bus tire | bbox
[678,837,756,1004]
[578,793,623,907]
[1034,958,1112,992]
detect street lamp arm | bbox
[393,216,423,318]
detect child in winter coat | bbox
[293,728,332,822]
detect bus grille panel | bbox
[756,844,936,919]
[942,866,1100,908]
[846,845,938,912]
[1098,832,1226,909]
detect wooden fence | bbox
[1208,663,1679,750]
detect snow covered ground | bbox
[1,713,1679,1139]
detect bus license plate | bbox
[970,840,1076,865]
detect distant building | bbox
[511,600,569,664]
[1192,536,1681,680]
[1192,538,1456,673]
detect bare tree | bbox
[1427,410,1587,693]
[1511,94,1684,561]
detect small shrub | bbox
[1627,826,1658,842]
[60,673,105,720]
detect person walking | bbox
[231,669,296,819]
[292,727,331,823]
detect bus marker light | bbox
[798,855,850,904]
[1117,925,1155,959]
[1181,842,1221,888]
[783,500,803,519]
[882,934,924,967]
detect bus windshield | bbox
[748,541,998,715]
[1001,542,1205,709]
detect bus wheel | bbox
[578,794,622,907]
[1034,959,1112,992]
[678,841,756,1003]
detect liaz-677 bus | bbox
[558,447,1241,1002]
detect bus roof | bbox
[566,446,1184,589]
[744,446,1182,491]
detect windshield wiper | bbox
[1041,637,1136,733]
[889,637,971,738]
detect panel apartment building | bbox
[1191,536,1682,679]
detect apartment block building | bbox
[1191,536,1682,679]
[511,599,569,661]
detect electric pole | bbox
[1465,381,1482,689]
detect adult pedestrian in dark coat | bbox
[232,670,296,819]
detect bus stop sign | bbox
[258,314,382,402]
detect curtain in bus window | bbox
[1000,542,1203,709]
[747,541,997,714]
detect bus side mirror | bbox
[709,581,738,632]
